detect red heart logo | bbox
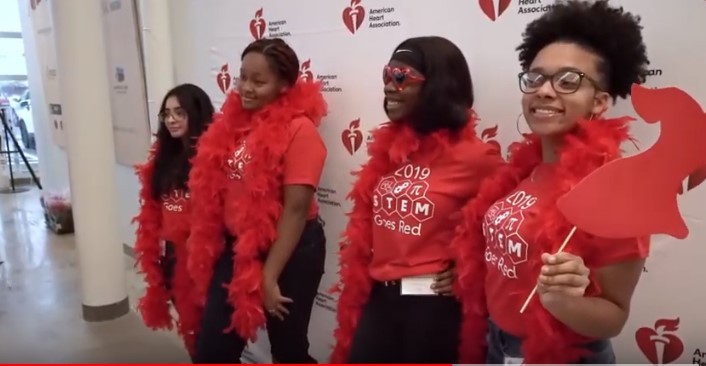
[479,0,511,21]
[342,0,365,34]
[480,125,501,153]
[300,59,314,82]
[342,119,363,155]
[635,318,684,365]
[217,63,231,94]
[249,8,266,40]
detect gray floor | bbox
[0,187,191,363]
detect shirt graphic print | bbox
[482,189,538,280]
[372,163,436,237]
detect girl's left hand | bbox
[431,262,455,296]
[263,278,293,321]
[537,252,590,306]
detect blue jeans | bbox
[486,319,616,364]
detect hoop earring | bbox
[516,112,530,137]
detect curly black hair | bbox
[516,0,650,99]
[151,83,215,199]
[387,36,474,135]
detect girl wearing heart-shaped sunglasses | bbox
[332,36,504,363]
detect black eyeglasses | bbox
[518,70,602,94]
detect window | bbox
[0,0,22,33]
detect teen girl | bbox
[134,83,215,357]
[454,1,652,363]
[187,38,327,364]
[332,36,503,363]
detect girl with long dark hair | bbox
[133,83,215,357]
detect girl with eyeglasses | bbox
[134,83,215,358]
[453,0,651,363]
[186,38,327,363]
[331,36,503,363]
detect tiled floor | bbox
[0,187,190,363]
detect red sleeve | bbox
[283,117,327,187]
[586,235,651,268]
[447,140,505,199]
[472,144,506,193]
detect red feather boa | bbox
[331,114,480,363]
[134,144,172,330]
[187,80,327,341]
[133,143,201,355]
[453,116,635,363]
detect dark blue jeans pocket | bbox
[580,339,616,364]
[485,319,616,364]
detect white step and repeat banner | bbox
[172,0,706,363]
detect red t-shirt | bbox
[368,139,503,281]
[160,189,191,244]
[223,116,326,234]
[483,164,650,337]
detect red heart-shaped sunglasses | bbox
[383,65,425,91]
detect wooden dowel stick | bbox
[519,225,578,314]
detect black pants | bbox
[347,280,461,363]
[160,241,176,291]
[193,219,326,364]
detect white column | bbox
[138,0,175,134]
[50,0,128,319]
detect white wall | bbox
[16,0,70,193]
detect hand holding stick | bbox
[519,226,578,314]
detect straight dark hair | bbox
[387,36,475,135]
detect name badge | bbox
[504,356,524,365]
[400,275,436,295]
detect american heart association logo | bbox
[299,59,314,82]
[342,0,365,34]
[217,63,231,94]
[480,125,501,153]
[249,8,266,40]
[479,0,512,21]
[342,119,363,155]
[635,317,684,365]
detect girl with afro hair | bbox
[452,0,651,363]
